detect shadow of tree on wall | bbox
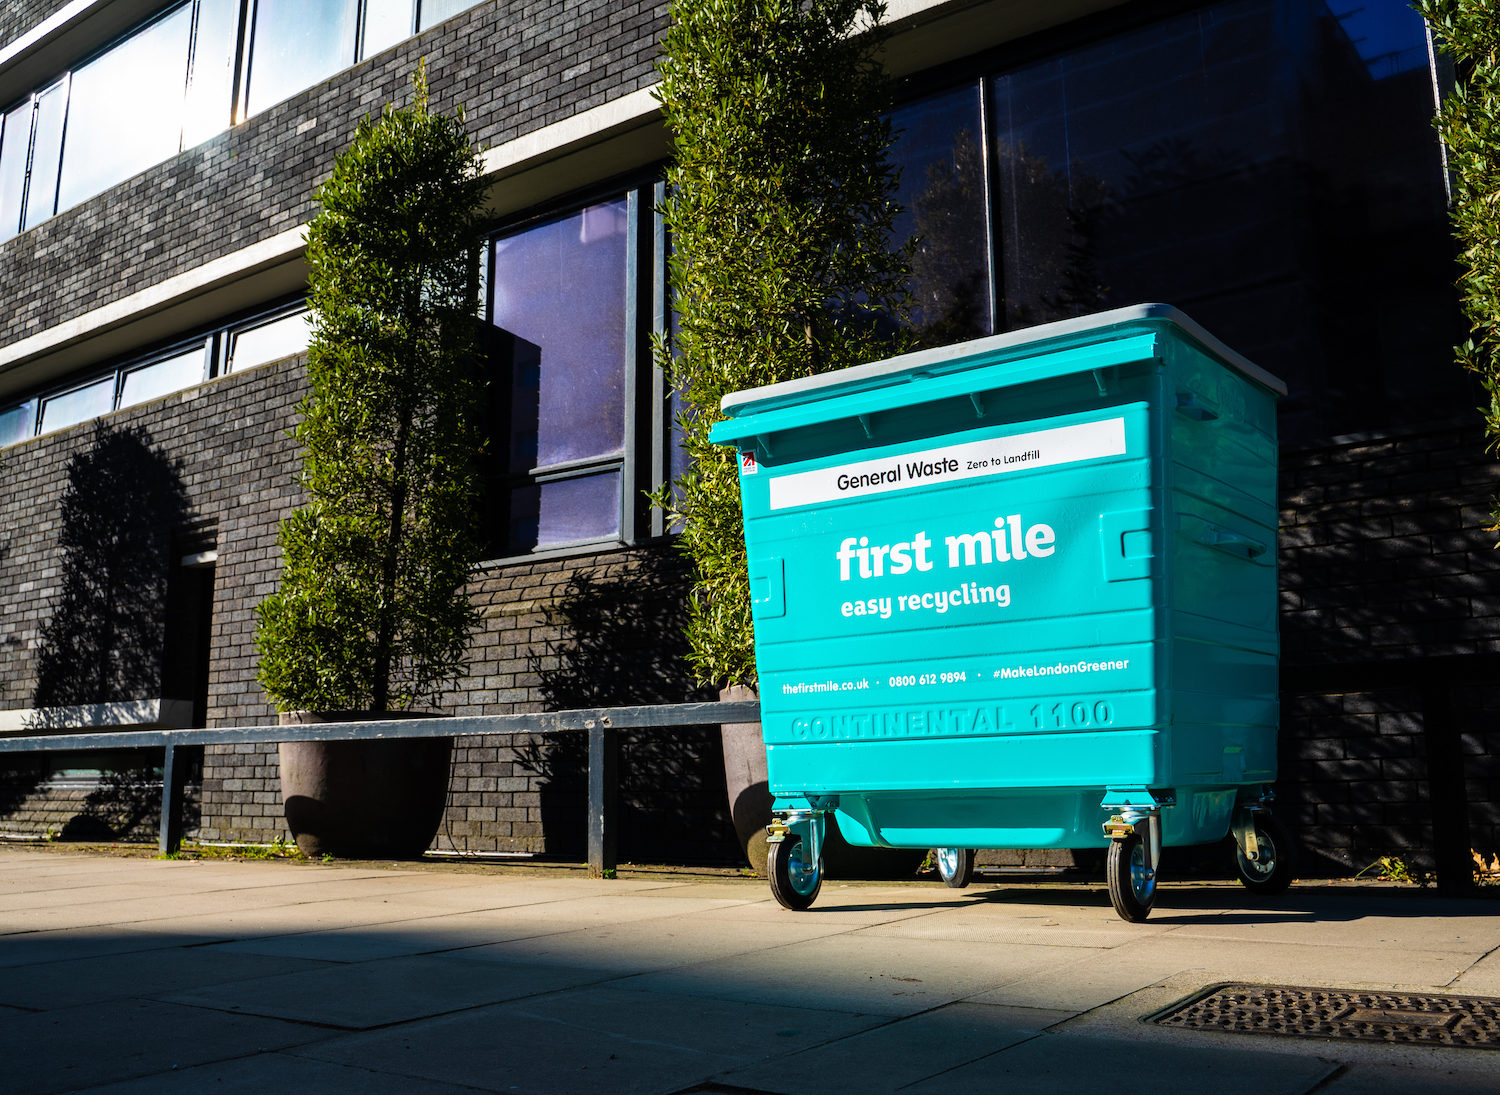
[515,547,734,863]
[22,422,193,841]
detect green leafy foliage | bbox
[1421,2,1500,519]
[256,64,487,713]
[655,0,912,687]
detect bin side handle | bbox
[1197,525,1267,560]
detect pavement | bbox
[2,847,1500,1095]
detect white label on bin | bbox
[768,416,1127,511]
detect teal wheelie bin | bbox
[708,305,1289,921]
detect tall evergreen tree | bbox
[656,0,911,688]
[1420,1,1500,523]
[256,65,486,713]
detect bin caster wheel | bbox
[1234,813,1296,896]
[935,847,974,889]
[768,834,821,911]
[1107,833,1156,922]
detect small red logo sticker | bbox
[740,450,759,475]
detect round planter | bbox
[278,711,452,860]
[720,683,773,876]
[719,685,925,879]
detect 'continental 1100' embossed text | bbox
[790,705,1015,740]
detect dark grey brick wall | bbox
[0,0,669,355]
[1278,425,1500,876]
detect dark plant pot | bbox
[278,711,452,860]
[720,683,773,875]
[719,685,927,880]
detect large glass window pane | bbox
[418,0,477,30]
[228,310,310,371]
[58,6,194,212]
[245,0,358,117]
[489,198,629,470]
[890,83,990,344]
[183,0,242,146]
[22,79,67,230]
[39,377,114,435]
[363,0,414,58]
[0,101,31,242]
[119,347,206,409]
[987,0,1459,442]
[0,399,37,447]
[505,472,622,553]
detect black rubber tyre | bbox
[1107,832,1156,922]
[768,834,821,911]
[935,847,974,889]
[1233,812,1296,896]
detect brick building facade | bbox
[0,0,1494,878]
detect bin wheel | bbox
[1107,833,1156,922]
[1234,813,1296,896]
[935,848,974,889]
[768,834,821,911]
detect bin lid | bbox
[714,304,1286,431]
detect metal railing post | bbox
[587,720,618,878]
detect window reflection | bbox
[891,84,991,345]
[182,0,241,147]
[245,0,358,117]
[419,0,475,30]
[0,400,36,447]
[119,348,206,409]
[228,310,310,372]
[0,100,32,242]
[980,0,1458,442]
[58,5,194,212]
[22,80,67,231]
[362,0,414,58]
[40,378,114,435]
[486,197,631,553]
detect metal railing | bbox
[0,700,762,877]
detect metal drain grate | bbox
[1152,984,1500,1049]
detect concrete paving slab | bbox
[0,947,331,1010]
[294,985,884,1095]
[619,930,1103,1017]
[719,1000,1073,1094]
[2,997,325,1095]
[457,910,858,974]
[853,889,1174,948]
[1073,933,1482,991]
[967,944,1198,1011]
[0,925,218,968]
[62,1052,490,1095]
[162,952,611,1029]
[1317,1061,1500,1093]
[1452,948,1500,996]
[898,1028,1339,1094]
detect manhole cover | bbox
[1151,984,1500,1049]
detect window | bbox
[227,309,310,372]
[485,193,649,556]
[0,399,37,447]
[39,377,115,435]
[58,6,195,212]
[21,79,67,231]
[182,0,243,148]
[0,100,32,242]
[119,347,208,409]
[244,0,358,117]
[0,0,486,239]
[877,0,1459,444]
